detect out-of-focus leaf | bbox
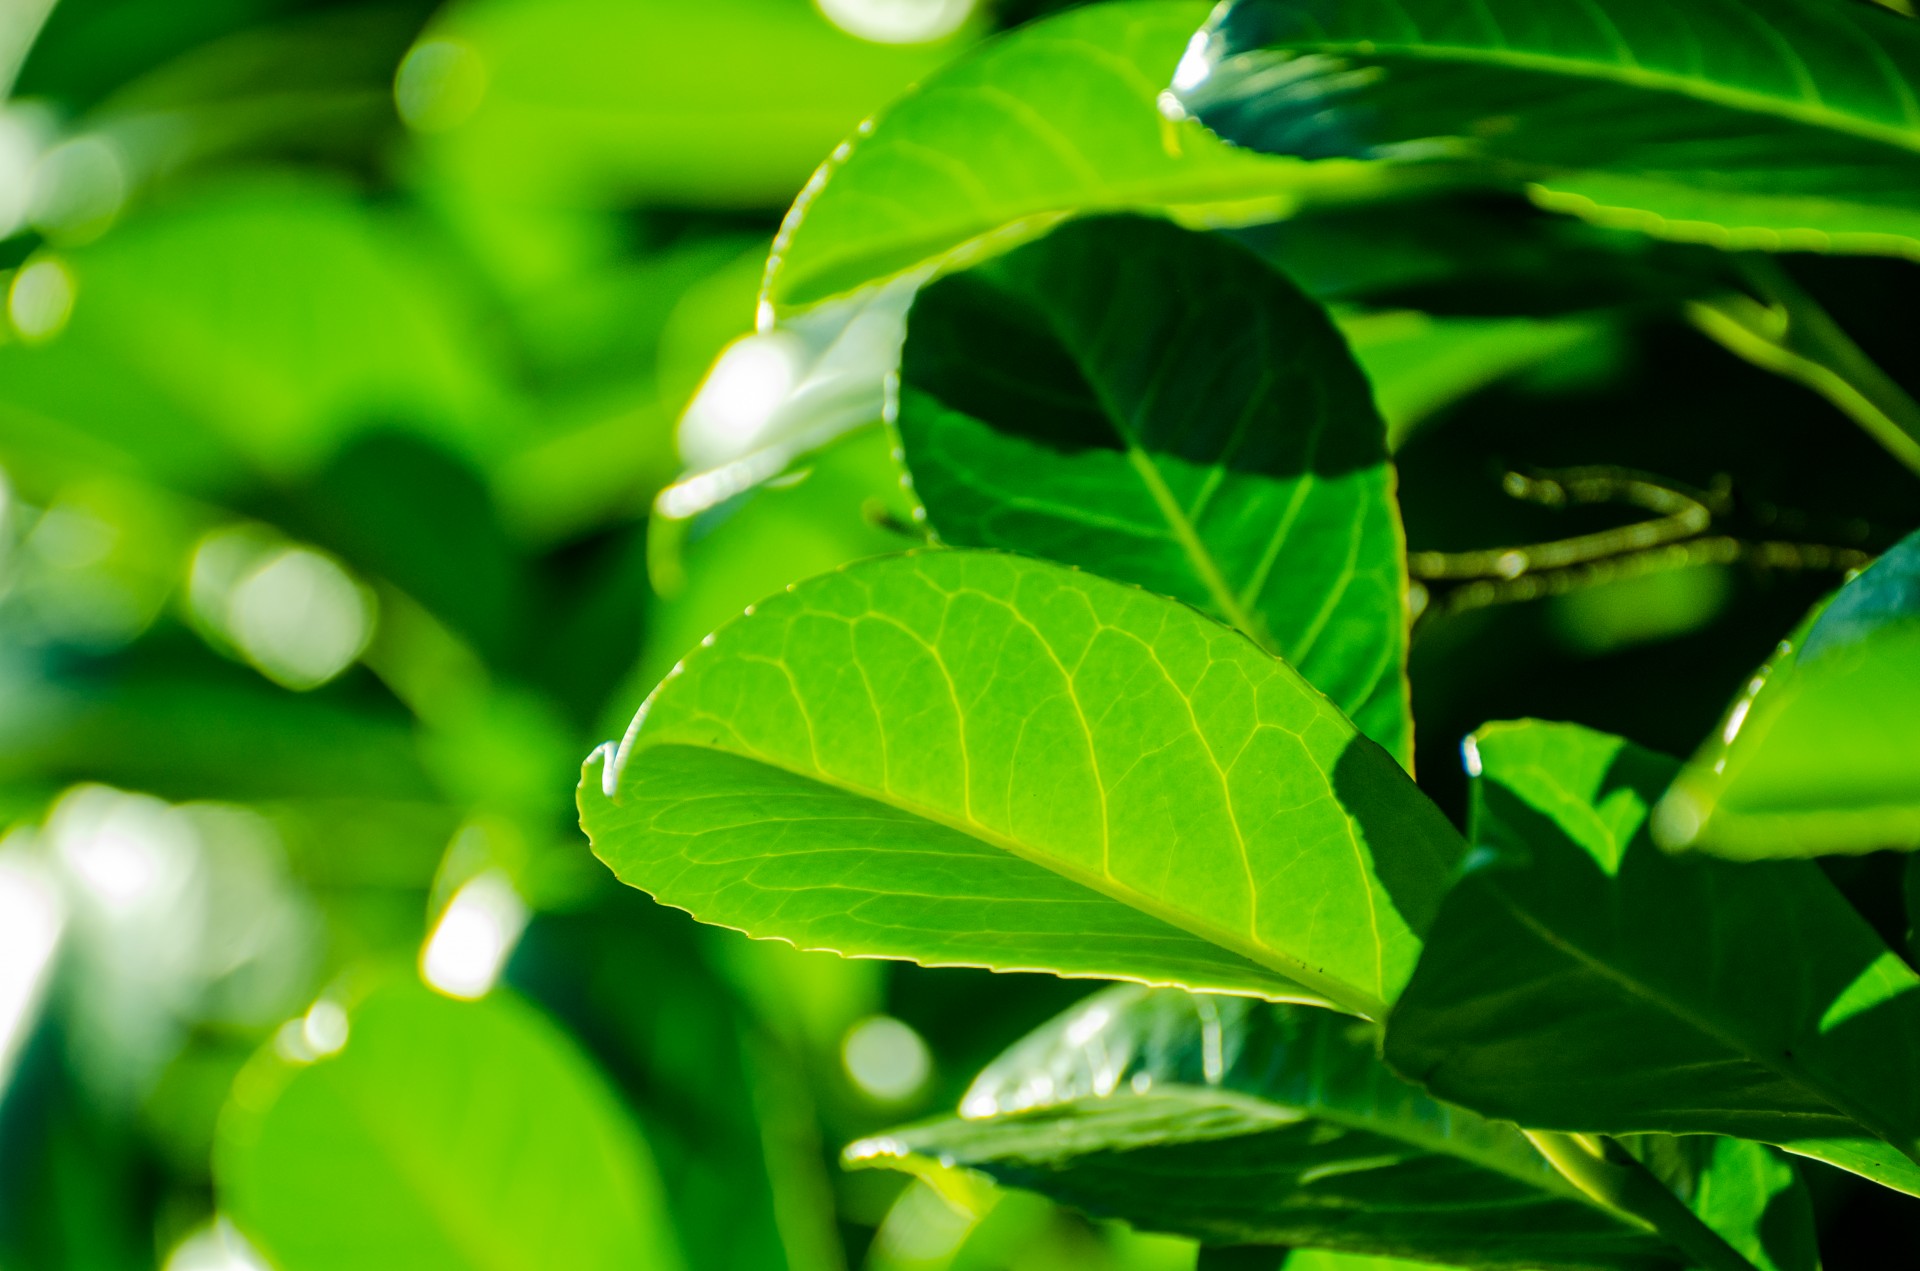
[898,216,1411,765]
[218,979,685,1271]
[413,0,965,215]
[581,550,1463,1016]
[849,985,1718,1269]
[763,0,1437,312]
[1339,310,1616,450]
[1173,0,1920,258]
[0,179,506,493]
[1656,527,1920,858]
[1383,720,1920,1197]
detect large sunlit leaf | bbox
[849,984,1816,1269]
[1655,527,1920,858]
[763,0,1438,312]
[897,216,1411,765]
[217,980,685,1271]
[1172,0,1920,258]
[579,551,1464,1016]
[1383,720,1920,1196]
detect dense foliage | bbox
[4,0,1920,1269]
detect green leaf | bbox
[1172,0,1920,259]
[849,985,1815,1270]
[1338,309,1613,451]
[897,216,1411,766]
[1655,527,1920,858]
[217,980,684,1271]
[579,550,1464,1016]
[1383,719,1920,1196]
[763,0,1437,312]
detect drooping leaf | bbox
[216,980,684,1271]
[763,0,1439,312]
[848,985,1816,1270]
[1655,527,1920,858]
[897,216,1411,765]
[1383,719,1920,1196]
[1172,0,1920,259]
[579,550,1464,1016]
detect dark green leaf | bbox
[216,980,684,1271]
[1384,719,1920,1196]
[898,217,1411,765]
[850,985,1814,1269]
[764,0,1436,312]
[1656,527,1920,858]
[580,550,1463,1016]
[1174,0,1920,258]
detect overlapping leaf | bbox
[1173,0,1920,257]
[763,0,1436,312]
[850,985,1816,1270]
[1657,526,1920,858]
[1384,719,1920,1196]
[579,551,1463,1016]
[897,217,1411,765]
[217,981,683,1271]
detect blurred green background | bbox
[3,1,1919,1268]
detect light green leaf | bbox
[216,980,684,1271]
[580,551,1464,1016]
[849,985,1701,1269]
[763,0,1437,312]
[897,216,1411,766]
[1173,0,1920,259]
[1383,719,1920,1196]
[1656,527,1920,858]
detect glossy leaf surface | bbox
[850,985,1815,1269]
[1657,527,1920,858]
[1384,720,1920,1195]
[580,551,1463,1016]
[898,217,1411,765]
[217,981,683,1271]
[1174,0,1920,257]
[764,0,1427,311]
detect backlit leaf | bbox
[1656,527,1920,858]
[580,550,1463,1016]
[764,0,1436,312]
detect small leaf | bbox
[764,0,1439,312]
[897,217,1412,765]
[580,550,1463,1016]
[1656,527,1920,858]
[216,980,684,1271]
[1384,720,1920,1196]
[1174,0,1920,259]
[849,985,1814,1269]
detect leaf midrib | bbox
[638,736,1387,1018]
[1253,38,1920,159]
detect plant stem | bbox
[1525,1131,1762,1271]
[1688,257,1920,480]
